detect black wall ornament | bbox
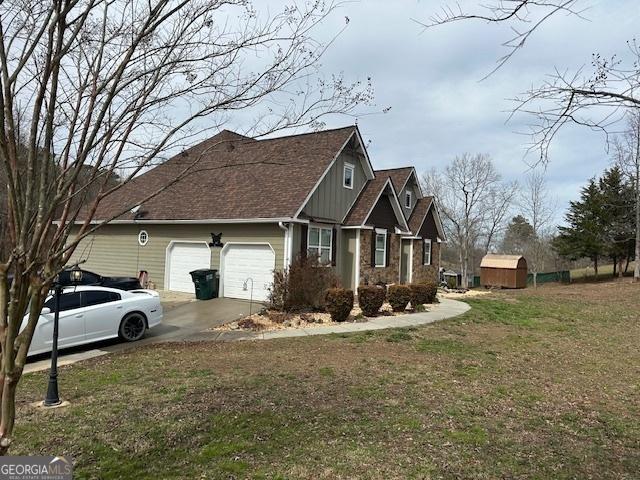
[209,233,223,247]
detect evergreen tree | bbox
[501,215,535,254]
[598,167,635,276]
[555,179,607,276]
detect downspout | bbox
[278,222,291,269]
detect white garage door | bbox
[222,244,275,301]
[167,242,211,293]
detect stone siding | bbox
[359,230,401,285]
[411,239,440,283]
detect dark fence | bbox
[527,271,570,285]
[473,270,570,287]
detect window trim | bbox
[343,162,355,190]
[405,190,412,209]
[307,225,333,264]
[374,229,387,268]
[138,230,149,246]
[423,238,432,266]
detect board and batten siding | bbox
[302,150,366,222]
[400,177,419,219]
[339,229,357,289]
[69,223,285,290]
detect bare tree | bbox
[612,110,640,282]
[483,181,518,254]
[418,1,640,164]
[519,170,556,287]
[0,0,373,454]
[422,154,507,284]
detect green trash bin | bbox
[189,269,219,300]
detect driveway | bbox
[136,297,257,344]
[25,297,255,373]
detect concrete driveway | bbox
[25,297,256,373]
[138,297,257,343]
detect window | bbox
[308,226,332,264]
[405,191,412,209]
[43,292,82,313]
[343,163,354,189]
[423,239,432,266]
[138,230,149,246]
[375,230,387,267]
[82,290,121,307]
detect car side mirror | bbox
[41,307,52,315]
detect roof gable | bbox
[407,196,446,240]
[344,177,409,231]
[375,167,423,199]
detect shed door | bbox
[222,244,275,301]
[168,242,211,293]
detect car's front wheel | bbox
[119,313,147,342]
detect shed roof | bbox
[480,254,526,269]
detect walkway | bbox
[207,298,470,342]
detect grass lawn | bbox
[570,262,637,280]
[15,281,640,479]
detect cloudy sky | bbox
[253,0,637,223]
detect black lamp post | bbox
[43,266,82,407]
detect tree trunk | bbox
[533,271,537,288]
[625,253,630,273]
[594,256,599,278]
[635,178,640,282]
[0,372,19,455]
[634,157,640,282]
[618,256,624,278]
[613,255,617,277]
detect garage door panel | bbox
[222,244,275,301]
[168,243,211,293]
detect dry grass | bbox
[14,280,640,479]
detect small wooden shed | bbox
[480,254,528,289]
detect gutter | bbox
[55,217,311,226]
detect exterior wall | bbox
[400,239,412,284]
[481,267,527,288]
[339,229,357,289]
[366,194,399,230]
[358,230,401,285]
[70,223,285,290]
[290,223,302,259]
[411,208,441,283]
[418,208,439,240]
[302,150,367,222]
[411,238,440,283]
[400,177,419,219]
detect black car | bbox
[56,269,142,290]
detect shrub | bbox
[268,255,340,312]
[357,285,385,316]
[387,285,412,312]
[409,281,438,305]
[325,288,354,322]
[422,280,438,303]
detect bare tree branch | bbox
[0,0,374,453]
